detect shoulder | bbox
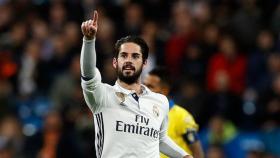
[151,91,168,104]
[171,105,191,116]
[172,105,199,130]
[147,91,169,113]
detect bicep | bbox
[182,129,199,145]
[179,112,199,143]
[82,85,107,113]
[81,68,107,113]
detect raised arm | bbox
[80,11,98,80]
[80,11,107,113]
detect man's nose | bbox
[124,55,133,62]
[124,61,133,66]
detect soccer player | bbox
[80,11,192,158]
[144,67,205,158]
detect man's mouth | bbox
[123,65,135,71]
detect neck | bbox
[117,79,142,95]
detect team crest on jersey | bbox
[115,92,126,104]
[153,105,159,117]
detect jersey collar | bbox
[114,81,149,96]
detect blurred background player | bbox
[144,67,204,158]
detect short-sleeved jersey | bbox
[81,68,170,158]
[161,104,199,158]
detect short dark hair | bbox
[148,67,171,87]
[114,36,149,60]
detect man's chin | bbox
[123,72,134,77]
[117,67,142,84]
[123,70,135,74]
[119,74,139,84]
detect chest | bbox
[104,93,166,130]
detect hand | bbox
[81,10,98,40]
[183,155,193,158]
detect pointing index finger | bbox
[93,10,98,25]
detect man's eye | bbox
[133,55,140,59]
[120,54,126,58]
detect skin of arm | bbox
[189,140,205,158]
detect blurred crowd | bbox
[0,0,280,158]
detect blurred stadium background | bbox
[0,0,280,158]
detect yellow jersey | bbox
[161,102,199,158]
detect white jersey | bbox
[80,38,189,158]
[82,68,169,158]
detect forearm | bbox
[190,141,204,158]
[160,136,191,158]
[80,37,96,80]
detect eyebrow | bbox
[119,52,142,55]
[132,53,141,56]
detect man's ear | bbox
[113,58,117,69]
[143,59,148,68]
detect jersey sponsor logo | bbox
[115,114,159,139]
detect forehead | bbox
[119,42,141,54]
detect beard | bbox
[117,64,143,84]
